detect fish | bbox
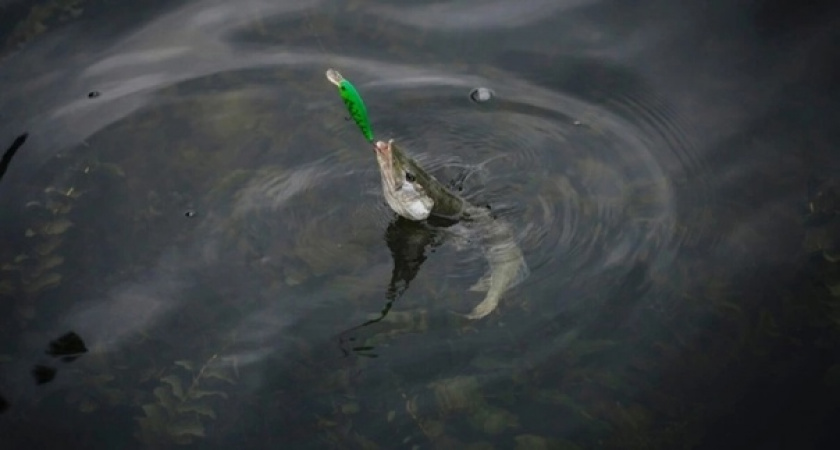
[373,139,529,319]
[326,69,375,142]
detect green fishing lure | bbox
[326,68,374,142]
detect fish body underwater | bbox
[373,139,529,319]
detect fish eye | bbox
[405,172,416,182]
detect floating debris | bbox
[470,87,494,103]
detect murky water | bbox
[2,0,840,449]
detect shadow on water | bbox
[1,0,840,449]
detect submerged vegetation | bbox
[135,353,238,446]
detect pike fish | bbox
[373,139,529,319]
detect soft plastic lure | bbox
[326,68,374,142]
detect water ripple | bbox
[356,67,707,293]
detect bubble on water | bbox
[469,87,494,103]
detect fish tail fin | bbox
[465,291,501,320]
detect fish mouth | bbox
[374,140,391,157]
[374,140,398,189]
[374,140,394,170]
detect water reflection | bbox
[338,216,446,358]
[384,217,445,302]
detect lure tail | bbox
[326,69,375,142]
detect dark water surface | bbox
[2,0,840,448]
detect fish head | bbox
[374,140,434,221]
